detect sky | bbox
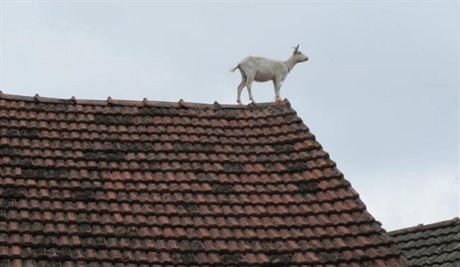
[0,0,458,231]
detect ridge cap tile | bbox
[1,92,290,110]
[389,217,460,236]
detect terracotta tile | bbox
[0,95,407,266]
[11,246,21,256]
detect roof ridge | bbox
[388,217,460,236]
[0,91,290,109]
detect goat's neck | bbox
[284,56,297,72]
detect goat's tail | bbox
[230,65,239,72]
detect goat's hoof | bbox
[237,101,242,105]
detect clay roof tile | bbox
[0,93,407,265]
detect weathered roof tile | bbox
[0,93,408,266]
[389,217,460,266]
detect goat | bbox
[231,45,309,104]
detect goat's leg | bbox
[246,77,255,103]
[237,77,246,105]
[273,79,282,102]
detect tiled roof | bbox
[0,93,408,266]
[389,217,460,267]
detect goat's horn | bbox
[294,44,300,50]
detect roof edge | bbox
[0,91,291,109]
[388,217,460,236]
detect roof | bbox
[0,92,408,266]
[389,217,460,266]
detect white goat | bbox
[231,45,309,104]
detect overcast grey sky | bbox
[1,0,458,230]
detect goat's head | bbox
[292,44,309,62]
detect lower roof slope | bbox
[389,217,460,267]
[0,93,408,266]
